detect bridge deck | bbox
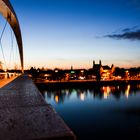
[0,75,18,88]
[0,74,75,140]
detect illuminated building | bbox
[92,60,115,80]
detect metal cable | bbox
[8,27,14,69]
[0,20,8,70]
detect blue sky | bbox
[3,0,140,69]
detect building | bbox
[92,60,115,80]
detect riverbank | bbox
[35,79,140,89]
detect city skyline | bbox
[1,0,140,69]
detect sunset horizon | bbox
[0,0,139,70]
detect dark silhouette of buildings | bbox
[91,60,115,80]
[27,60,140,81]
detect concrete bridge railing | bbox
[0,74,76,140]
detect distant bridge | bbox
[0,0,75,139]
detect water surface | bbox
[38,84,140,140]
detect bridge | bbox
[0,0,75,139]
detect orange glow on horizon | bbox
[23,59,140,70]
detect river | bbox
[37,83,140,140]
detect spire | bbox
[99,60,102,65]
[111,64,114,68]
[93,60,95,68]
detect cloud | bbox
[104,27,140,41]
[122,26,138,32]
[122,28,131,32]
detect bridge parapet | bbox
[0,74,76,140]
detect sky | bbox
[1,0,140,69]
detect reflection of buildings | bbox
[79,93,85,101]
[92,60,115,80]
[42,84,140,103]
[125,85,130,99]
[55,95,59,103]
[53,89,72,104]
[77,89,87,101]
[102,86,111,99]
[54,92,65,104]
[44,90,67,104]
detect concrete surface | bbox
[0,74,76,140]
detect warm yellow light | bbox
[80,93,85,101]
[103,86,111,99]
[55,70,58,73]
[104,92,109,99]
[55,95,59,103]
[125,85,130,99]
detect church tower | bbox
[99,60,102,66]
[93,60,95,68]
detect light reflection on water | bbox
[43,85,139,104]
[38,84,140,140]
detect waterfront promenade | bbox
[0,74,75,140]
